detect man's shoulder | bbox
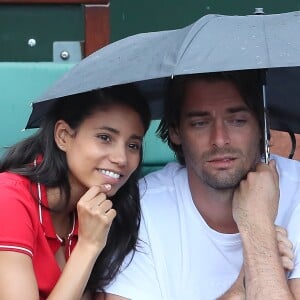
[273,154,300,183]
[138,162,187,210]
[139,162,184,191]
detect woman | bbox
[0,84,151,299]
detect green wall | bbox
[0,2,299,60]
[0,1,299,155]
[110,0,300,42]
[0,4,84,61]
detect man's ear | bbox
[54,120,74,152]
[169,126,182,145]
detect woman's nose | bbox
[109,145,127,166]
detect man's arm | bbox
[289,279,300,298]
[232,160,298,299]
[217,268,245,300]
[218,225,295,300]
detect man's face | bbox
[169,79,262,190]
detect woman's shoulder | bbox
[0,172,35,204]
[0,171,31,187]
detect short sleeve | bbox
[0,178,37,257]
[103,215,163,300]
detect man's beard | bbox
[201,165,248,189]
[199,148,258,190]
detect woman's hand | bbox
[77,185,117,254]
[276,225,294,272]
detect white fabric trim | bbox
[0,245,33,256]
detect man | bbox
[97,71,300,299]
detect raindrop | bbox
[256,55,262,65]
[252,35,256,38]
[241,47,246,50]
[28,38,36,47]
[254,7,264,14]
[206,6,210,10]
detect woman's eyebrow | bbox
[98,126,143,141]
[97,126,119,134]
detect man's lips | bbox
[207,156,237,163]
[205,156,238,169]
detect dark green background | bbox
[0,4,84,61]
[110,0,300,42]
[0,1,299,61]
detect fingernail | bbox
[104,184,111,190]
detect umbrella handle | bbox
[264,134,270,164]
[262,83,270,164]
[288,131,296,159]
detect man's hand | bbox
[232,160,279,230]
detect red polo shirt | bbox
[0,172,78,299]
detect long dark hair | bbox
[157,70,264,165]
[0,83,151,291]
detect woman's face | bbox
[55,103,145,197]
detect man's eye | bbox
[229,119,247,126]
[192,120,209,127]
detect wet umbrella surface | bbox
[26,11,300,160]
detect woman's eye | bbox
[128,143,141,150]
[98,134,111,142]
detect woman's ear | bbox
[54,120,74,152]
[169,126,182,145]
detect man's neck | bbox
[188,173,238,234]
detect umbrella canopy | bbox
[27,10,300,136]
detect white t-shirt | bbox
[105,154,300,300]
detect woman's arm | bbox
[0,185,116,300]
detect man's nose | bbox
[211,121,230,148]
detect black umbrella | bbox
[26,11,300,162]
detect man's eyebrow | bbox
[226,106,251,114]
[186,111,210,118]
[184,105,251,118]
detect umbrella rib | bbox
[175,16,219,67]
[262,18,271,67]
